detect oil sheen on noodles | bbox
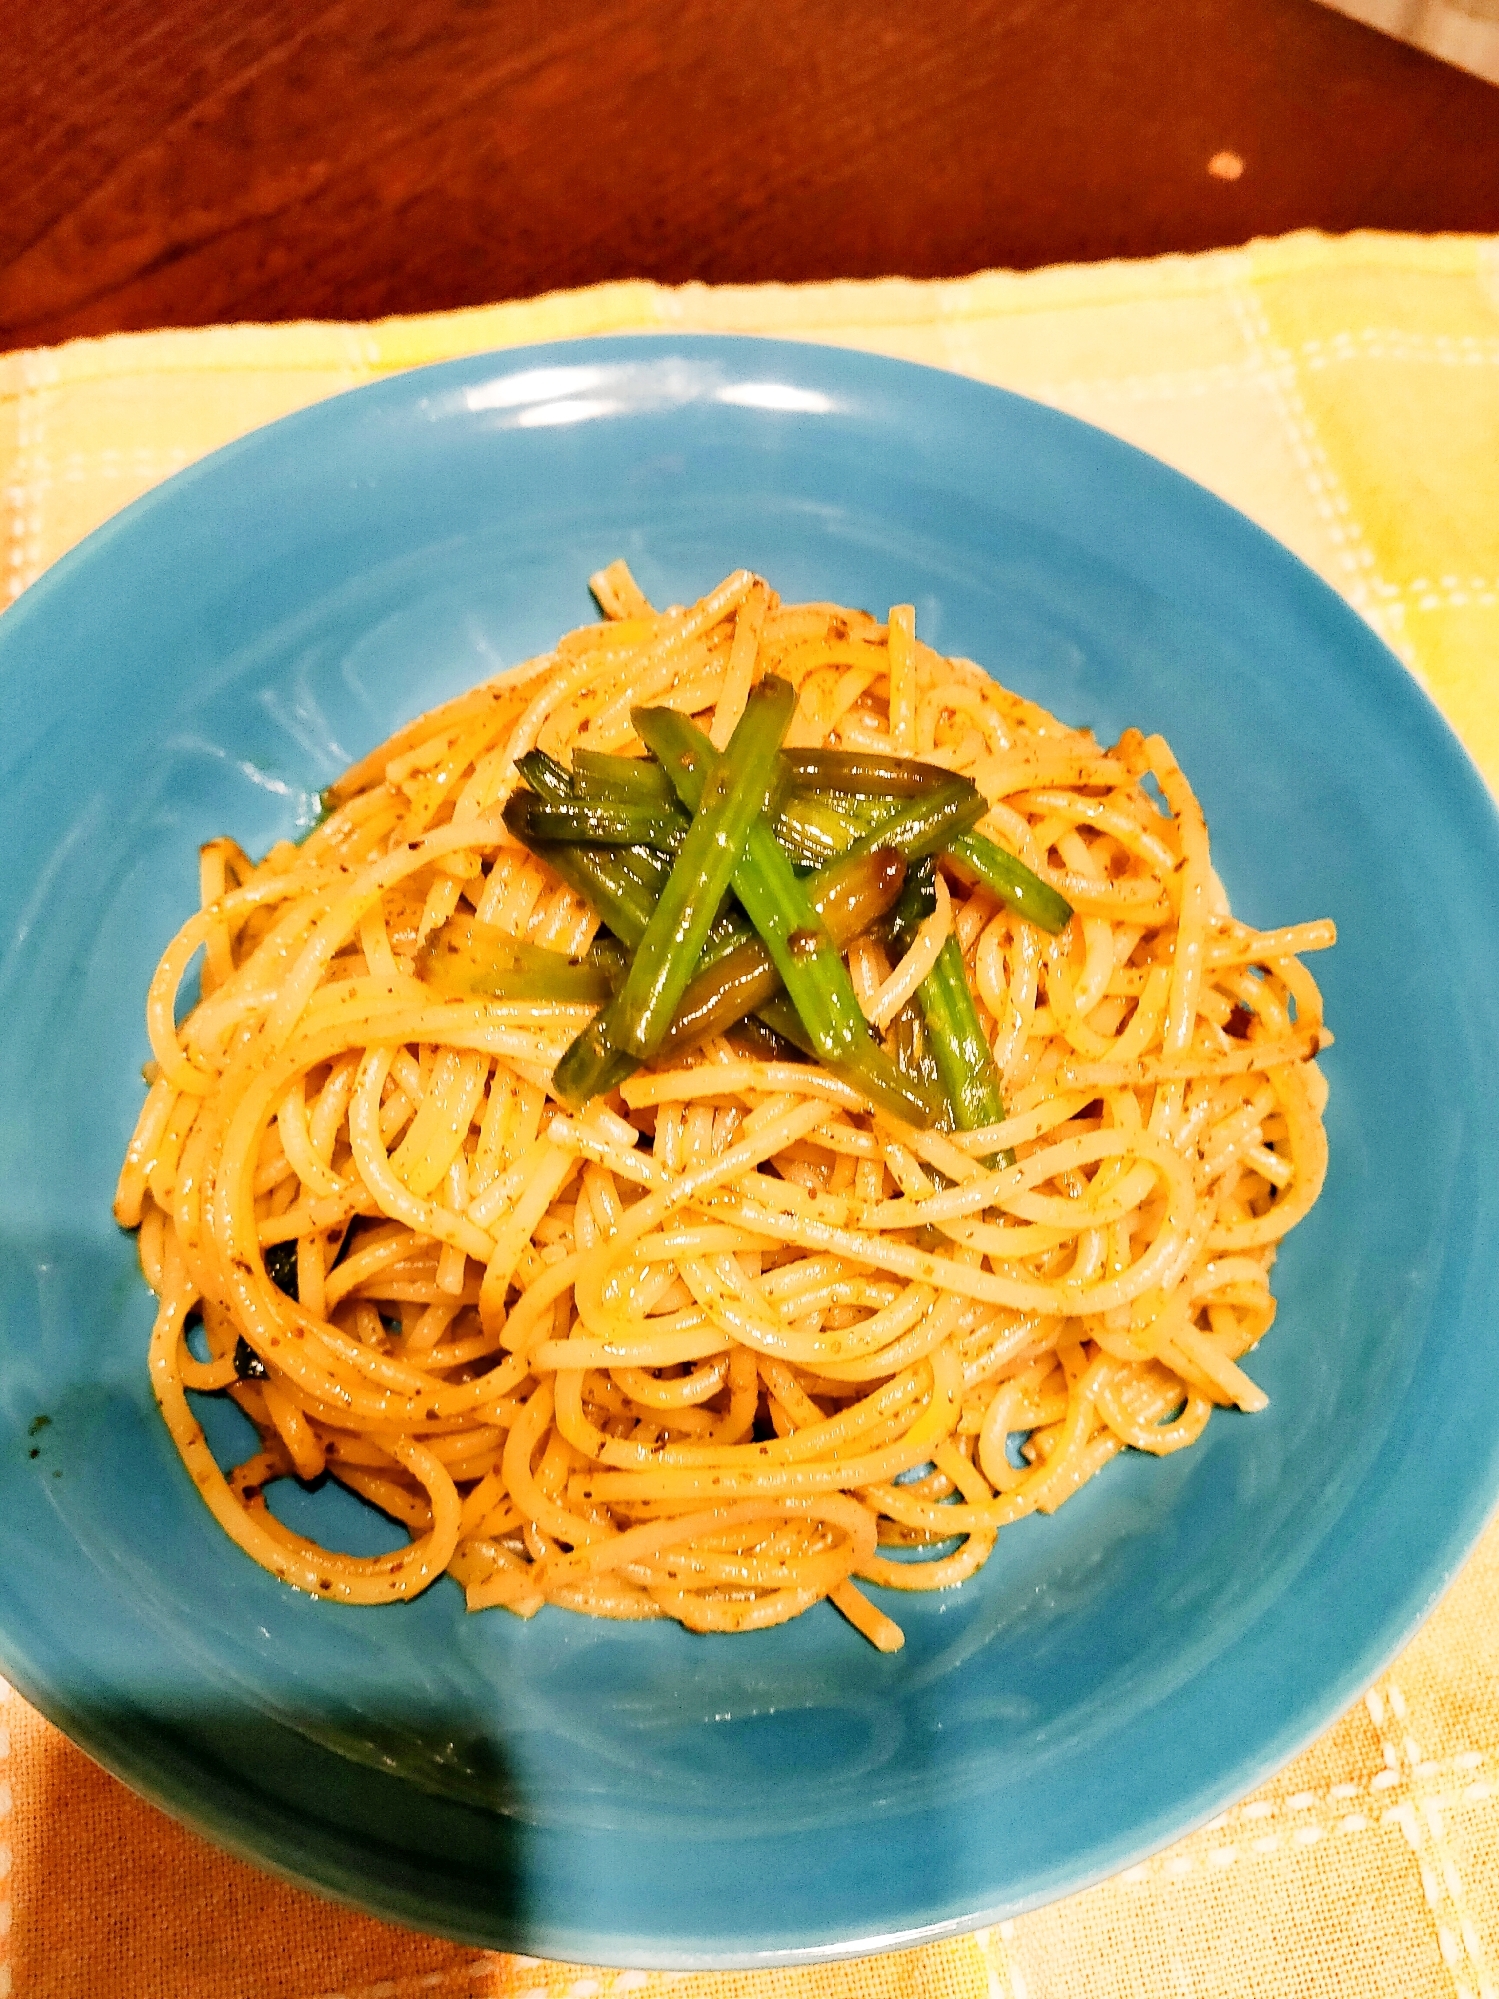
[116,563,1333,1653]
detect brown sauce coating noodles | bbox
[116,563,1334,1651]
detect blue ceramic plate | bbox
[2,337,1498,1968]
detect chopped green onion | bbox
[639,708,940,1126]
[514,749,577,803]
[658,846,907,1058]
[891,858,1009,1138]
[725,1014,808,1063]
[526,800,687,848]
[524,710,1060,1123]
[776,783,1068,938]
[891,998,942,1100]
[551,1017,637,1106]
[773,794,891,866]
[551,847,908,1107]
[502,791,665,947]
[950,830,1073,934]
[772,778,985,871]
[839,780,986,867]
[417,919,617,1002]
[605,676,795,1059]
[571,750,678,808]
[783,748,961,796]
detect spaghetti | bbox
[117,563,1333,1651]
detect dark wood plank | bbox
[2,0,1496,350]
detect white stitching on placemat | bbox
[1369,1679,1498,1999]
[1109,1729,1498,1892]
[1228,286,1418,668]
[1400,578,1499,612]
[1030,300,1475,682]
[1029,327,1499,409]
[1027,358,1292,405]
[1301,330,1499,368]
[51,443,195,487]
[309,1963,695,1999]
[971,1924,1030,1999]
[310,1963,494,1999]
[1228,288,1374,602]
[330,1966,510,1999]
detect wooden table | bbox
[2,0,1496,351]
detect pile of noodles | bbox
[117,562,1333,1651]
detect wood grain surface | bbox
[2,0,1496,351]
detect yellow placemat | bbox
[3,229,1498,1999]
